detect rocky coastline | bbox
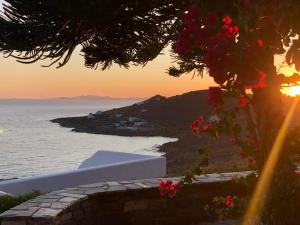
[52,90,249,176]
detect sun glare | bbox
[242,98,299,225]
[278,63,300,97]
[281,85,300,97]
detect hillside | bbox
[52,90,299,176]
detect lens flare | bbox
[242,98,299,225]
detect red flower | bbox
[191,116,205,134]
[208,87,224,109]
[244,70,267,89]
[227,25,239,36]
[223,16,232,25]
[191,127,199,134]
[256,71,267,89]
[204,18,238,84]
[198,116,204,123]
[226,195,234,206]
[159,180,183,198]
[239,97,249,108]
[295,171,300,175]
[257,39,264,47]
[191,116,213,134]
[202,124,213,132]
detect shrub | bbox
[0,190,42,214]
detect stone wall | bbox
[0,172,252,225]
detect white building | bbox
[87,113,95,119]
[0,151,166,196]
[128,117,139,123]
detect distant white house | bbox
[134,121,147,127]
[0,191,11,197]
[118,126,139,131]
[87,113,95,119]
[128,117,139,123]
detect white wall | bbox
[0,151,166,196]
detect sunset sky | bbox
[0,0,297,99]
[0,47,215,99]
[0,0,217,99]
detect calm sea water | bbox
[0,99,176,180]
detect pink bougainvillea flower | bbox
[208,87,224,109]
[191,116,205,134]
[159,180,182,198]
[192,120,200,127]
[244,70,267,89]
[226,195,234,206]
[191,127,199,135]
[198,116,204,123]
[202,124,213,132]
[239,97,249,108]
[191,116,213,134]
[257,39,264,47]
[228,25,239,36]
[256,71,267,88]
[204,17,238,84]
[223,16,232,25]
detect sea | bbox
[0,99,176,180]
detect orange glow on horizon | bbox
[4,48,300,99]
[0,48,215,99]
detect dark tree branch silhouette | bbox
[0,0,190,69]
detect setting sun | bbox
[277,60,300,97]
[282,85,300,97]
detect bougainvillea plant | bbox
[204,195,245,220]
[166,1,300,224]
[159,179,183,198]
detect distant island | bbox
[0,96,145,101]
[53,95,145,101]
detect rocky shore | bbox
[52,90,250,176]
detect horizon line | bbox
[0,95,148,100]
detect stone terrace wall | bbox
[0,172,252,225]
